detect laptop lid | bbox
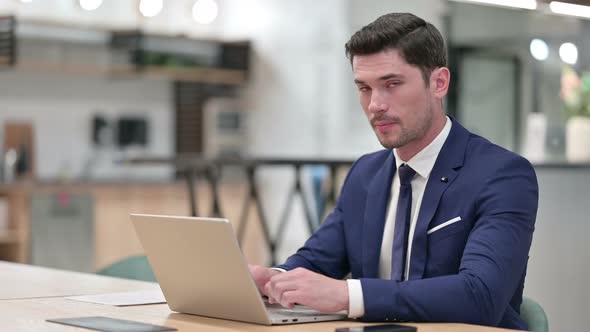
[130,214,272,325]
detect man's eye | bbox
[388,82,400,88]
[358,86,370,92]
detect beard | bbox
[373,104,434,150]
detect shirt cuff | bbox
[270,267,286,273]
[346,279,365,318]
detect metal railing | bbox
[124,156,354,265]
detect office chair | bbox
[520,296,549,332]
[96,255,157,282]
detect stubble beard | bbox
[377,104,434,150]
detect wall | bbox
[528,167,590,332]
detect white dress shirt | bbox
[347,116,452,318]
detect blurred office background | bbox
[0,0,589,330]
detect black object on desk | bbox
[47,316,177,332]
[335,324,417,332]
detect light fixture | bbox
[139,0,164,18]
[192,0,219,24]
[19,0,33,3]
[530,39,549,61]
[549,1,590,19]
[79,0,103,11]
[449,0,537,10]
[559,42,578,65]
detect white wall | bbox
[219,0,359,158]
[528,168,590,332]
[217,0,359,260]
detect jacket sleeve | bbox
[360,156,538,326]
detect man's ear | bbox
[430,67,450,99]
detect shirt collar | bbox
[393,116,452,179]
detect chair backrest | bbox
[521,296,549,332]
[96,255,157,282]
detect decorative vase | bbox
[566,116,590,163]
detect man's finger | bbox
[268,279,297,303]
[279,290,301,308]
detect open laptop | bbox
[130,213,348,325]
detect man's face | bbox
[353,49,435,150]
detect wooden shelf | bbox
[1,16,250,85]
[11,60,247,85]
[141,66,247,85]
[15,60,135,77]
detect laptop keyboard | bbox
[265,302,333,318]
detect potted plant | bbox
[561,65,590,162]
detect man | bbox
[249,13,538,330]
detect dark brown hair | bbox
[345,13,447,84]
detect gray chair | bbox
[521,296,548,332]
[96,255,157,282]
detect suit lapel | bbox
[362,152,396,278]
[407,119,470,280]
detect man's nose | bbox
[367,91,388,114]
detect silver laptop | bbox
[130,213,348,325]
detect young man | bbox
[249,13,538,330]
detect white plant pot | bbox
[566,116,590,163]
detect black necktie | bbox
[391,163,416,281]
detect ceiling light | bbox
[530,39,549,61]
[559,42,578,65]
[19,0,33,3]
[139,0,164,18]
[449,0,537,10]
[192,0,219,24]
[79,0,103,11]
[549,1,590,19]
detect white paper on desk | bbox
[66,289,166,306]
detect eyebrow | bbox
[354,73,404,84]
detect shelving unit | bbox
[0,17,250,85]
[0,16,15,68]
[0,19,253,265]
[2,16,251,157]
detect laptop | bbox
[130,213,348,325]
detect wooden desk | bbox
[0,262,517,331]
[0,261,158,299]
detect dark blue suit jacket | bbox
[277,119,538,330]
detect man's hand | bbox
[248,264,281,296]
[265,267,349,313]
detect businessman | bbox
[249,13,538,330]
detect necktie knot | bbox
[398,164,416,186]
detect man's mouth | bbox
[373,119,399,132]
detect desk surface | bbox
[0,262,518,331]
[0,261,158,300]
